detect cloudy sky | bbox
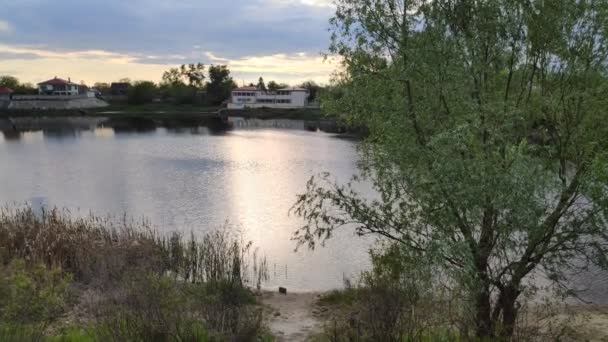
[0,0,337,86]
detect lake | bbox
[1,116,606,303]
[0,117,372,292]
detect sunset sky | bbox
[0,0,337,86]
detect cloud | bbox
[265,0,334,7]
[0,43,336,85]
[211,51,338,84]
[0,0,332,57]
[0,1,337,84]
[0,20,11,33]
[0,43,138,64]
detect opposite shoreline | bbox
[0,105,365,137]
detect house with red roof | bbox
[0,86,13,95]
[0,86,13,101]
[38,77,80,96]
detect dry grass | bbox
[0,205,271,341]
[0,206,268,287]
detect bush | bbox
[0,260,72,325]
[0,260,72,342]
[0,322,46,342]
[127,81,157,104]
[90,273,264,341]
[0,206,270,341]
[91,274,206,341]
[318,244,461,341]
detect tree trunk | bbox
[499,286,520,338]
[475,284,494,338]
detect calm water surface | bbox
[1,118,606,303]
[0,119,371,291]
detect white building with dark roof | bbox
[38,77,80,96]
[228,86,309,109]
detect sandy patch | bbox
[262,292,322,342]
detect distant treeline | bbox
[1,63,324,107]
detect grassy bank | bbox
[222,107,326,121]
[0,206,272,341]
[0,104,330,121]
[0,105,363,136]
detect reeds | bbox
[0,205,271,341]
[0,205,268,289]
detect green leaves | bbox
[296,0,608,337]
[0,260,72,325]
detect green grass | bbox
[0,103,331,122]
[94,103,222,114]
[318,288,362,307]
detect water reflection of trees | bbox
[1,130,22,141]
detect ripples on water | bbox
[0,118,372,291]
[1,117,606,303]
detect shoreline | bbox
[262,290,608,341]
[0,108,363,136]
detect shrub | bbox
[0,206,270,341]
[127,81,157,104]
[0,260,72,342]
[92,275,209,341]
[91,273,264,341]
[0,260,72,325]
[319,244,461,341]
[0,322,46,342]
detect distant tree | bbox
[14,83,37,95]
[267,80,289,91]
[257,77,267,91]
[181,63,205,88]
[118,78,132,84]
[169,83,198,104]
[161,68,184,87]
[0,76,37,94]
[268,81,289,91]
[162,63,205,89]
[0,76,19,89]
[127,81,157,105]
[159,63,205,104]
[93,82,111,95]
[248,82,255,87]
[298,80,321,102]
[267,81,279,91]
[206,65,236,105]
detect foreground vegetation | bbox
[310,245,601,341]
[0,206,271,341]
[293,0,608,340]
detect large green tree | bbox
[181,63,206,88]
[0,76,19,89]
[257,77,267,91]
[161,63,205,88]
[127,81,157,105]
[267,80,289,91]
[161,68,184,87]
[0,76,36,94]
[93,82,111,95]
[293,0,608,338]
[206,65,236,105]
[298,80,321,102]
